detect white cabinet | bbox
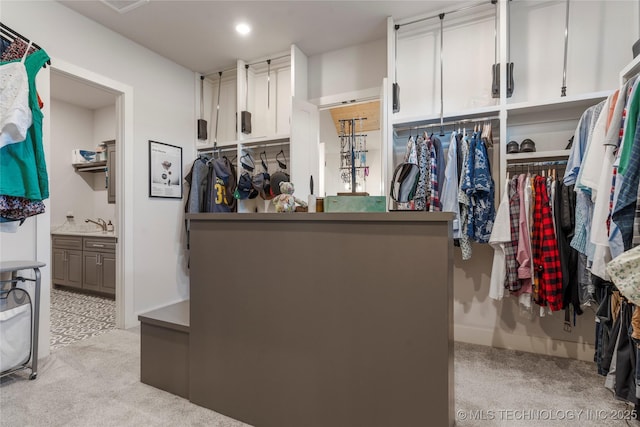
[196,44,319,209]
[387,0,636,199]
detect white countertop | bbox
[51,230,117,238]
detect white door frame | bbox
[49,58,135,329]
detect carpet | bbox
[1,329,637,426]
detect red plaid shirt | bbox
[532,176,563,311]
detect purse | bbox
[390,162,419,203]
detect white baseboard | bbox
[454,325,596,362]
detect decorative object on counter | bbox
[106,220,114,233]
[71,149,96,164]
[148,140,182,199]
[271,182,307,213]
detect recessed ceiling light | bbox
[235,23,251,36]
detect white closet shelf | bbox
[392,105,501,128]
[196,135,291,152]
[620,55,640,83]
[505,149,570,161]
[506,91,612,118]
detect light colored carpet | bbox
[0,329,637,426]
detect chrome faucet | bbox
[85,218,107,231]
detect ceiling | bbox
[57,0,468,75]
[51,72,118,110]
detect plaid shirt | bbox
[532,176,563,311]
[505,177,521,292]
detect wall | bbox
[50,101,116,229]
[308,38,386,103]
[50,100,96,227]
[3,1,196,344]
[91,105,117,227]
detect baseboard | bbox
[454,325,596,362]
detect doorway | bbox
[49,70,118,348]
[41,59,134,347]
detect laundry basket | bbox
[0,287,32,374]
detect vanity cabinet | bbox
[52,234,116,296]
[51,236,83,289]
[82,237,116,295]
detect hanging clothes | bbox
[414,134,429,211]
[488,178,511,301]
[0,48,50,229]
[462,132,495,244]
[515,173,533,302]
[441,131,461,239]
[0,41,33,148]
[532,176,563,311]
[204,156,237,213]
[458,134,472,260]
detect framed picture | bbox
[148,140,183,199]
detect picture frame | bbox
[148,140,183,199]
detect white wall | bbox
[91,105,117,227]
[3,1,196,342]
[308,38,386,103]
[50,100,96,227]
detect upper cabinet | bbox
[387,0,639,198]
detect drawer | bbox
[83,238,116,252]
[51,235,83,250]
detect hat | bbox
[270,171,290,197]
[252,172,273,200]
[506,140,519,154]
[520,138,536,152]
[234,172,256,200]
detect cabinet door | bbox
[83,251,101,292]
[100,252,116,295]
[290,97,319,201]
[52,248,67,285]
[106,141,116,204]
[67,250,83,289]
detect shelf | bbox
[506,91,611,118]
[620,55,640,83]
[73,161,107,172]
[196,134,290,152]
[392,105,501,129]
[505,150,570,161]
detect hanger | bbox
[260,151,269,172]
[276,150,287,170]
[0,23,50,67]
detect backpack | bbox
[390,162,419,203]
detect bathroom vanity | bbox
[51,232,116,296]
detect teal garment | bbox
[0,49,50,200]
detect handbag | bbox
[390,162,419,203]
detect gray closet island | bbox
[186,212,454,427]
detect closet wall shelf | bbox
[506,90,612,118]
[73,161,107,173]
[620,54,640,84]
[505,150,570,161]
[392,105,501,128]
[197,135,290,152]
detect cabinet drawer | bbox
[83,238,116,252]
[51,235,83,250]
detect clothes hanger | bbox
[276,150,287,170]
[260,151,269,172]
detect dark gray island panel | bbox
[187,212,454,427]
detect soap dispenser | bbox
[107,220,114,233]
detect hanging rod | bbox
[0,22,51,67]
[197,146,237,154]
[393,115,500,133]
[396,1,491,28]
[203,67,237,78]
[506,159,568,167]
[247,54,290,67]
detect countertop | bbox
[186,211,454,223]
[51,230,117,240]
